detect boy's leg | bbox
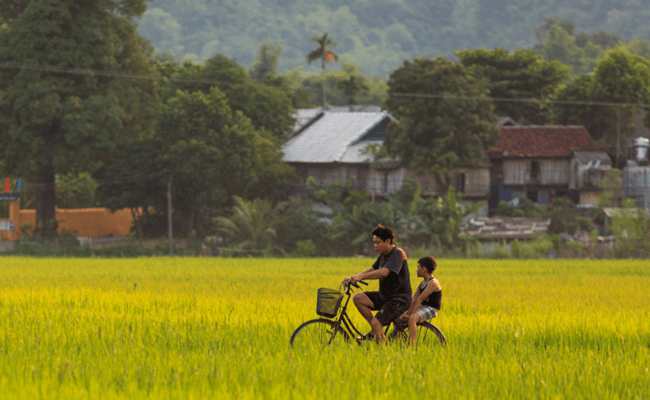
[408,313,422,346]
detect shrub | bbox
[293,240,317,257]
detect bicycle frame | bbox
[325,282,394,344]
[327,287,365,343]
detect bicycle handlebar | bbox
[342,279,368,294]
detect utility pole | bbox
[167,175,173,255]
[615,106,621,169]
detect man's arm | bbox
[342,267,372,285]
[352,268,390,283]
[343,267,390,285]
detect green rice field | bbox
[0,257,648,399]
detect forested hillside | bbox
[138,0,650,76]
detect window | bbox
[530,161,540,181]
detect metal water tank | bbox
[632,137,649,164]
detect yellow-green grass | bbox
[0,258,648,399]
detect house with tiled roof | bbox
[487,125,612,206]
[283,107,490,209]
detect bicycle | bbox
[290,281,446,350]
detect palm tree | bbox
[213,197,287,252]
[306,32,338,107]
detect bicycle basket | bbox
[316,288,343,318]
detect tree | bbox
[306,32,339,107]
[337,75,369,106]
[412,186,484,251]
[163,54,296,139]
[94,137,168,240]
[554,48,650,167]
[249,42,283,83]
[55,172,99,209]
[0,0,30,24]
[156,87,293,236]
[384,56,500,193]
[213,196,286,252]
[455,47,569,124]
[0,0,149,237]
[591,48,650,167]
[536,24,604,75]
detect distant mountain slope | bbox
[136,0,650,77]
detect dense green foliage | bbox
[456,48,569,124]
[551,49,650,167]
[534,17,650,75]
[0,258,648,398]
[0,0,151,236]
[385,57,500,190]
[136,0,650,77]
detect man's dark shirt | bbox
[371,247,411,303]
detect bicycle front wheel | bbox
[290,319,350,351]
[387,321,446,348]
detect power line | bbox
[388,92,645,108]
[1,61,646,108]
[0,61,248,88]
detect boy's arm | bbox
[410,282,439,312]
[406,281,441,316]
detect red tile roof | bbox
[489,126,600,158]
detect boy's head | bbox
[371,224,394,245]
[417,256,437,274]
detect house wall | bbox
[462,168,490,197]
[368,168,409,195]
[292,163,490,202]
[540,159,570,185]
[503,160,528,185]
[368,167,489,198]
[570,158,611,191]
[291,163,370,194]
[503,159,570,186]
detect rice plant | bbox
[0,258,648,399]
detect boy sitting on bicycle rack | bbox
[396,256,441,347]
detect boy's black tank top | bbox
[419,277,442,310]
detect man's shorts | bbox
[415,305,439,321]
[364,291,410,326]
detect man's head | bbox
[417,256,436,275]
[371,224,395,254]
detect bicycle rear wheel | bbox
[387,321,446,348]
[290,319,350,351]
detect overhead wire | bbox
[0,60,644,190]
[0,61,646,108]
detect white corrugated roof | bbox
[282,111,390,163]
[292,108,323,134]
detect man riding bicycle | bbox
[342,224,412,344]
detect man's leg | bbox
[353,293,375,325]
[370,317,386,344]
